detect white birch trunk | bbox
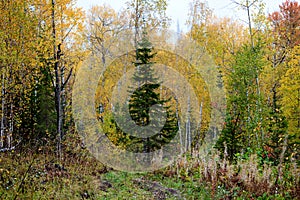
[0,71,5,149]
[186,95,191,151]
[8,102,13,148]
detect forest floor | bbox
[0,135,299,199]
[0,150,210,199]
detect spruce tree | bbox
[265,104,288,165]
[126,35,178,153]
[214,112,244,161]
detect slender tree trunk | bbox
[8,102,13,149]
[134,0,140,49]
[60,5,65,140]
[60,58,65,139]
[1,71,5,149]
[196,100,203,149]
[175,96,183,154]
[186,95,191,152]
[52,0,63,159]
[246,0,254,49]
[8,61,13,149]
[246,88,251,146]
[297,89,300,129]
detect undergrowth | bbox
[0,134,299,199]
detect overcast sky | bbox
[76,0,286,31]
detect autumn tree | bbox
[264,0,300,162]
[86,5,127,65]
[125,0,170,46]
[187,0,249,84]
[278,45,300,161]
[267,0,300,109]
[269,0,300,57]
[0,0,40,150]
[40,0,84,156]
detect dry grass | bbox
[166,148,300,199]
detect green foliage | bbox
[100,36,178,153]
[125,37,178,152]
[102,111,132,149]
[215,113,244,162]
[265,107,289,165]
[215,42,267,161]
[34,65,57,143]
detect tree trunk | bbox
[186,95,191,152]
[134,0,140,49]
[0,71,5,149]
[52,0,63,159]
[175,96,183,154]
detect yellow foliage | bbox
[279,45,300,142]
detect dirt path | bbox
[133,178,183,200]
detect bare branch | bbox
[61,23,76,43]
[62,67,73,90]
